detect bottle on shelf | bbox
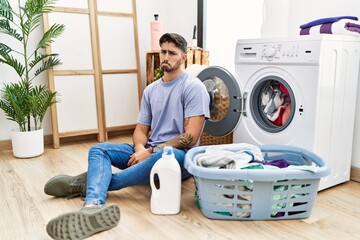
[150,14,162,52]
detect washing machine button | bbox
[264,47,277,58]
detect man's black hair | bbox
[159,33,188,53]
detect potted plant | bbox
[0,0,65,158]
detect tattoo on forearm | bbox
[162,132,193,149]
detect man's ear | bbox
[181,53,187,63]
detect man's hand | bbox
[128,147,152,166]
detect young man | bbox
[45,33,210,240]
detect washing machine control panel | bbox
[236,40,321,64]
[262,44,300,61]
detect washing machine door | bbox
[197,66,242,136]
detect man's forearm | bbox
[132,126,150,152]
[133,135,148,151]
[158,132,193,150]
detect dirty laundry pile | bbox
[194,143,319,172]
[259,81,291,127]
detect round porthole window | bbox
[197,66,242,137]
[203,76,230,122]
[250,76,295,133]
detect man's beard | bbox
[161,58,182,73]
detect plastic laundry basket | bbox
[184,144,330,220]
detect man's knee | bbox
[89,143,109,155]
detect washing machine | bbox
[194,35,360,190]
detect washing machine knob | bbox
[264,47,277,58]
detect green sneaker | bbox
[46,204,120,240]
[44,172,87,198]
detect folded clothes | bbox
[300,16,358,29]
[300,19,360,36]
[345,22,360,33]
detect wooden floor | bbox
[1,135,360,240]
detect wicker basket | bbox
[200,132,233,146]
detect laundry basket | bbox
[184,144,330,220]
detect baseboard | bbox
[0,139,12,151]
[0,134,53,151]
[351,166,360,183]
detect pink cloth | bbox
[282,104,291,124]
[273,106,285,126]
[280,84,289,96]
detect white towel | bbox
[194,143,264,169]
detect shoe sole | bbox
[46,205,120,240]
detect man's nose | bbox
[163,52,170,60]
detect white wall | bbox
[204,0,264,74]
[287,0,360,36]
[261,0,360,38]
[261,0,289,37]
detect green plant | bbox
[0,0,64,132]
[155,66,163,80]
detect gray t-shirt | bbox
[138,71,210,147]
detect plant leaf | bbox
[0,0,13,21]
[37,23,65,49]
[0,42,12,55]
[34,56,61,77]
[0,19,23,41]
[0,81,30,131]
[29,53,58,68]
[0,53,25,78]
[21,15,41,36]
[22,0,58,35]
[25,0,57,18]
[28,85,58,129]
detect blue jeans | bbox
[84,142,192,205]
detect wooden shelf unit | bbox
[44,0,141,148]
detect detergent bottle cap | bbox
[162,146,174,157]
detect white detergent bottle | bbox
[150,146,181,214]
